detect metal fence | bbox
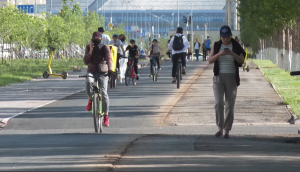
[256,48,300,73]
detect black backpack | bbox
[172,35,184,51]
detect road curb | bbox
[251,61,298,124]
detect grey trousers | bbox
[86,72,109,113]
[213,73,237,131]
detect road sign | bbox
[108,23,113,28]
[137,33,145,37]
[123,26,131,31]
[18,5,34,13]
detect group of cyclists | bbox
[83,26,191,127]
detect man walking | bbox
[98,27,111,45]
[194,39,201,61]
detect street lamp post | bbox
[177,0,179,26]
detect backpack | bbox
[173,35,184,51]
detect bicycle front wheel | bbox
[152,66,156,82]
[125,68,131,86]
[93,94,103,133]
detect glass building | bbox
[46,0,235,38]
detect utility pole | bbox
[86,0,88,15]
[191,2,194,61]
[177,0,179,27]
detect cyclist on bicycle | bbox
[168,27,191,84]
[124,39,140,80]
[84,31,113,127]
[108,34,125,72]
[146,39,162,77]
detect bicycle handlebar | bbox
[290,71,300,76]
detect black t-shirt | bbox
[126,45,139,57]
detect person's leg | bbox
[149,58,154,75]
[213,74,225,135]
[134,58,139,75]
[156,56,160,69]
[172,54,179,80]
[203,50,206,61]
[224,73,237,135]
[117,53,121,72]
[195,49,199,61]
[85,73,94,100]
[99,75,110,126]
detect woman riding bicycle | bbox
[124,39,140,80]
[147,39,162,77]
[84,31,113,127]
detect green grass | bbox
[252,59,300,117]
[0,58,86,86]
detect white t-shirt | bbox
[108,39,123,54]
[219,44,236,73]
[194,42,200,50]
[101,33,111,45]
[168,33,190,55]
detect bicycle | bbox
[150,56,158,82]
[109,71,118,88]
[125,57,137,86]
[79,74,107,133]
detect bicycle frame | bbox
[128,58,136,78]
[90,77,103,116]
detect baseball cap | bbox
[92,31,102,40]
[113,34,118,38]
[220,25,232,37]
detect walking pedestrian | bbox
[208,25,246,139]
[202,40,207,61]
[194,39,200,61]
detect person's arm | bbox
[104,45,113,71]
[168,37,174,51]
[226,50,245,64]
[159,46,162,58]
[183,36,191,54]
[83,43,93,65]
[208,45,227,64]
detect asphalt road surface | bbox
[1,60,299,171]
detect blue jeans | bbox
[195,49,199,61]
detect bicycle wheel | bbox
[132,72,137,86]
[110,75,113,88]
[152,66,156,82]
[113,74,117,88]
[154,67,158,82]
[125,67,131,86]
[176,67,180,89]
[93,94,103,133]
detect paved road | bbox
[1,60,299,171]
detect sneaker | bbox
[136,74,140,80]
[149,74,153,78]
[159,67,161,70]
[103,115,110,127]
[86,100,92,111]
[182,69,186,75]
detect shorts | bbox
[206,48,211,51]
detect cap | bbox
[92,31,102,40]
[113,34,118,38]
[98,27,105,32]
[220,25,232,37]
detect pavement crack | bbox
[107,135,148,171]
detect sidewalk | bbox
[165,61,292,127]
[0,61,149,126]
[111,61,300,171]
